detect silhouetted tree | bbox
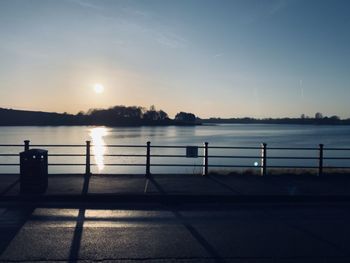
[315,112,323,119]
[158,110,169,120]
[175,112,196,122]
[143,108,169,121]
[0,106,198,126]
[330,115,340,120]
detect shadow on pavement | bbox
[68,172,90,263]
[0,176,19,196]
[0,206,34,257]
[147,174,225,263]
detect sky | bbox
[0,0,350,118]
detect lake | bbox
[0,124,350,174]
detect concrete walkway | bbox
[1,173,350,199]
[1,173,350,262]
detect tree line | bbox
[0,105,199,126]
[204,112,350,125]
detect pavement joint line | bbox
[277,216,350,257]
[144,178,149,193]
[1,256,350,262]
[0,179,19,196]
[258,205,350,258]
[208,175,242,194]
[147,175,167,195]
[170,208,225,263]
[3,195,350,203]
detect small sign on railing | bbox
[186,146,198,158]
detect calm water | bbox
[0,124,350,174]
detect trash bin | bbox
[20,149,48,194]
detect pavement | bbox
[1,173,350,262]
[1,173,350,199]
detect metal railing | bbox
[0,140,350,176]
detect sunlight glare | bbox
[90,127,108,172]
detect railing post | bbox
[24,140,30,151]
[146,141,151,177]
[202,142,209,176]
[261,143,267,176]
[85,140,91,175]
[318,144,324,177]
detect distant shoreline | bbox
[0,123,201,127]
[201,118,350,126]
[1,107,349,126]
[0,107,200,127]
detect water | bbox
[0,124,350,174]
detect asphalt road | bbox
[1,202,350,262]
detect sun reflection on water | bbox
[90,127,108,172]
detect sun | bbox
[93,83,104,94]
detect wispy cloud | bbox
[240,0,291,24]
[66,0,188,49]
[155,31,187,49]
[68,0,104,11]
[121,7,152,19]
[269,0,290,15]
[119,8,188,49]
[213,53,224,58]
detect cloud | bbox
[66,1,188,49]
[68,0,104,11]
[213,53,224,58]
[121,7,152,19]
[268,0,290,15]
[240,0,291,24]
[155,31,187,49]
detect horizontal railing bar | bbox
[47,154,152,157]
[99,163,146,166]
[280,148,319,151]
[267,156,319,160]
[324,148,350,151]
[49,163,145,166]
[322,167,350,169]
[260,165,318,169]
[0,154,19,156]
[48,164,86,166]
[2,164,349,169]
[48,154,86,157]
[0,144,349,150]
[31,144,85,147]
[215,147,261,150]
[208,155,259,159]
[103,154,146,157]
[207,156,320,160]
[151,155,203,158]
[204,165,314,169]
[1,154,346,160]
[3,154,345,160]
[324,157,350,160]
[101,154,146,157]
[148,164,204,167]
[3,163,349,169]
[0,144,23,147]
[105,145,146,148]
[208,165,261,168]
[151,145,205,149]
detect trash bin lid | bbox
[20,149,48,157]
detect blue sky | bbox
[0,0,349,118]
